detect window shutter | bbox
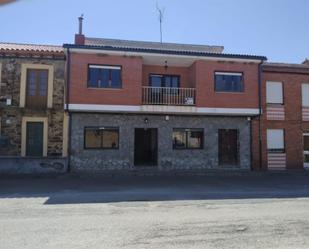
[266,82,283,104]
[302,84,309,107]
[267,129,284,150]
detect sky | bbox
[0,0,308,63]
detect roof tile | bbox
[0,42,63,54]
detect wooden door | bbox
[26,122,44,157]
[218,129,239,165]
[26,69,48,109]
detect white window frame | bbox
[302,83,309,107]
[267,129,285,152]
[266,81,283,104]
[89,65,121,70]
[214,72,244,92]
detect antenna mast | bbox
[156,3,164,43]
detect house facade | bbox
[1,19,309,174]
[0,43,68,174]
[251,62,309,170]
[64,24,266,173]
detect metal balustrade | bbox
[142,86,196,106]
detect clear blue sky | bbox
[1,0,308,63]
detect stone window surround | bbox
[19,64,54,108]
[21,116,48,157]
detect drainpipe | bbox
[65,48,72,173]
[258,60,264,171]
[65,48,71,112]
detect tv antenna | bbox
[156,3,165,43]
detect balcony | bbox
[142,87,196,106]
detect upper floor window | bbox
[26,69,48,109]
[302,83,309,107]
[267,129,285,153]
[215,72,244,92]
[88,65,122,88]
[20,64,54,109]
[266,81,283,104]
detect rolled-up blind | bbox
[266,81,283,104]
[302,84,309,107]
[267,129,284,150]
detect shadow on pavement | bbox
[0,173,309,204]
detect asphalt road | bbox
[1,173,309,249]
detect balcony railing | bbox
[142,86,196,106]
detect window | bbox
[215,72,244,92]
[20,64,54,109]
[267,129,285,152]
[266,81,283,104]
[26,69,48,109]
[302,84,309,107]
[173,129,203,149]
[88,65,121,88]
[84,127,119,149]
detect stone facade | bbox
[0,57,65,156]
[70,113,251,172]
[0,54,67,174]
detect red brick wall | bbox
[69,52,261,109]
[194,60,260,108]
[69,53,143,105]
[252,70,309,170]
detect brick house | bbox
[1,20,308,174]
[251,62,309,170]
[63,19,266,173]
[0,43,68,174]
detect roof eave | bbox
[63,44,267,61]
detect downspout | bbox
[65,48,72,173]
[258,60,264,171]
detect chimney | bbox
[303,58,309,65]
[75,15,85,45]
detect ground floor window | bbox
[84,127,119,149]
[172,128,203,149]
[267,129,285,153]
